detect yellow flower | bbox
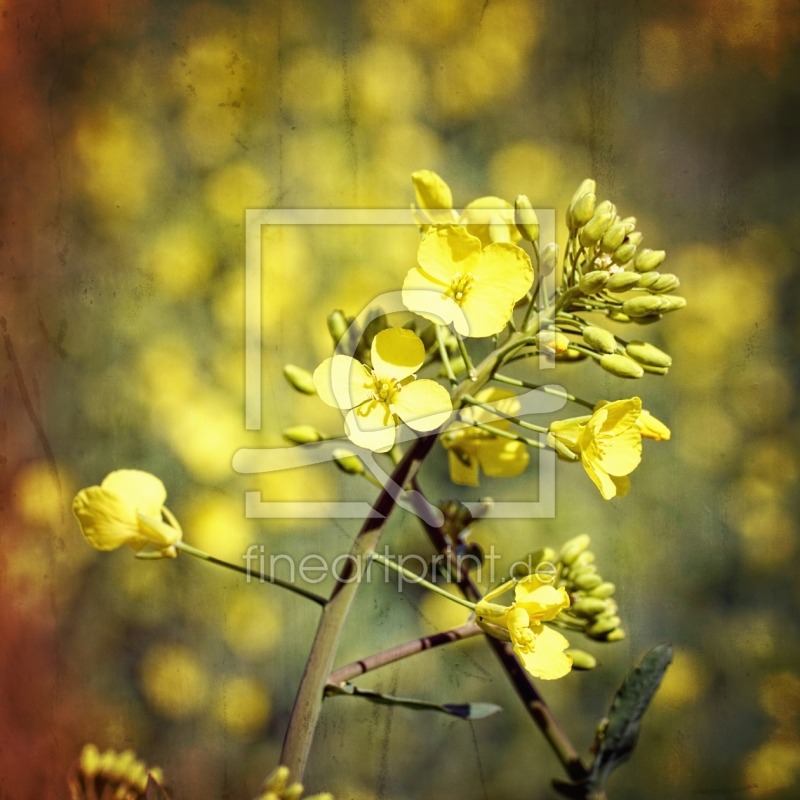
[411,169,459,225]
[475,575,572,680]
[402,224,533,338]
[548,398,643,500]
[314,327,452,453]
[72,469,182,557]
[440,388,529,486]
[459,195,522,247]
[594,400,671,442]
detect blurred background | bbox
[1,0,799,798]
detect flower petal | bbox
[515,625,573,680]
[402,271,461,328]
[581,454,619,500]
[477,438,529,479]
[473,242,534,302]
[72,486,143,551]
[417,224,481,284]
[599,397,642,434]
[447,448,480,487]
[459,283,515,338]
[393,379,452,432]
[371,328,425,380]
[515,584,570,621]
[411,170,457,224]
[461,197,520,247]
[101,469,167,518]
[597,425,642,476]
[313,355,373,409]
[611,474,631,498]
[344,401,396,453]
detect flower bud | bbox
[621,296,665,317]
[555,347,588,363]
[605,628,626,642]
[283,425,325,444]
[589,581,616,598]
[567,179,596,223]
[582,326,617,354]
[571,597,610,618]
[569,191,596,228]
[637,271,661,289]
[579,270,610,295]
[612,242,637,265]
[566,649,597,670]
[550,435,580,460]
[514,195,540,241]
[594,199,616,217]
[263,767,291,794]
[659,295,686,311]
[626,231,643,247]
[634,249,666,272]
[599,353,644,379]
[283,364,317,395]
[332,449,365,476]
[579,212,613,246]
[572,551,596,567]
[539,242,559,276]
[535,330,570,354]
[559,534,590,565]
[327,310,350,347]
[600,223,627,253]
[587,616,621,637]
[283,784,304,800]
[625,341,672,368]
[606,272,641,292]
[607,309,631,323]
[650,273,680,293]
[619,216,637,231]
[488,213,511,243]
[574,572,603,591]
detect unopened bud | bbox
[488,213,511,243]
[606,272,641,292]
[559,534,590,565]
[566,649,597,670]
[568,179,596,211]
[263,766,290,794]
[612,242,637,265]
[621,295,666,317]
[579,270,610,295]
[634,249,666,272]
[625,341,672,368]
[587,616,621,637]
[327,310,351,347]
[607,309,631,323]
[555,347,588,363]
[550,435,580,460]
[619,216,637,231]
[332,449,365,476]
[659,295,686,311]
[594,200,616,217]
[605,628,626,642]
[589,581,616,599]
[626,231,643,246]
[283,425,325,444]
[570,191,596,228]
[569,563,597,583]
[540,242,559,276]
[599,353,644,379]
[283,783,304,800]
[574,572,603,591]
[650,273,680,293]
[637,271,661,289]
[535,330,570,354]
[579,212,613,247]
[582,326,617,354]
[514,195,539,241]
[283,364,317,395]
[571,597,610,618]
[600,224,627,253]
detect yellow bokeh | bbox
[205,161,270,224]
[418,590,473,633]
[653,648,706,709]
[744,737,800,798]
[223,591,282,659]
[139,221,216,296]
[215,676,271,737]
[283,46,344,121]
[759,672,800,726]
[13,460,68,528]
[140,644,210,720]
[360,0,471,49]
[489,142,567,209]
[184,492,253,563]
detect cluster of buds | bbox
[68,745,166,800]
[256,766,333,800]
[513,534,625,644]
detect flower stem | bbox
[456,333,477,380]
[436,325,458,387]
[492,374,596,411]
[369,553,477,610]
[173,541,327,606]
[327,622,482,686]
[471,420,546,450]
[462,394,550,434]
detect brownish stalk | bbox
[407,481,589,782]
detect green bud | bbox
[514,195,539,241]
[612,242,637,265]
[263,766,291,793]
[599,353,645,379]
[619,216,636,230]
[642,364,669,375]
[625,340,672,368]
[573,551,596,567]
[582,326,617,354]
[551,437,580,461]
[569,564,598,584]
[621,295,666,317]
[607,309,631,323]
[659,295,686,311]
[650,273,680,293]
[604,599,619,616]
[579,212,613,246]
[571,597,610,618]
[637,271,661,289]
[540,242,559,276]
[594,200,616,217]
[579,270,610,295]
[605,628,626,642]
[332,448,365,476]
[626,231,643,246]
[587,616,621,637]
[555,347,588,363]
[488,213,511,243]
[566,649,597,670]
[327,310,350,347]
[569,179,596,209]
[570,192,597,228]
[589,581,616,599]
[283,364,317,395]
[574,572,603,591]
[600,223,627,253]
[634,249,666,272]
[606,272,641,292]
[284,784,304,800]
[282,425,325,444]
[559,534,591,565]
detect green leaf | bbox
[326,683,502,721]
[553,642,673,800]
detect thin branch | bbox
[492,374,596,411]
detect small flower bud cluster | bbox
[256,766,334,800]
[68,744,165,800]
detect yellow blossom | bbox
[440,388,529,486]
[460,195,522,247]
[475,574,572,680]
[594,400,671,442]
[549,398,643,500]
[411,169,459,225]
[314,328,452,453]
[403,224,533,338]
[72,470,182,557]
